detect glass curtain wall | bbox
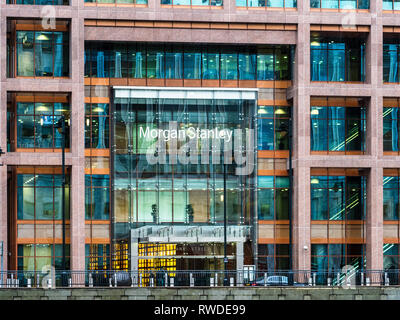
[16,169,71,272]
[310,36,365,82]
[310,0,369,9]
[258,244,290,272]
[85,103,110,149]
[383,175,400,220]
[8,0,68,3]
[311,244,365,284]
[383,43,400,83]
[383,106,400,151]
[257,106,290,151]
[84,43,292,81]
[85,0,147,3]
[383,0,400,10]
[311,106,366,153]
[257,176,289,220]
[236,0,296,8]
[16,101,70,149]
[16,30,69,77]
[112,91,257,270]
[161,0,222,5]
[311,175,366,220]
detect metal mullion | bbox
[52,36,55,77]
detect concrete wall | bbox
[0,287,400,300]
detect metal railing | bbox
[0,270,399,288]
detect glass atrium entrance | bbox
[112,87,258,272]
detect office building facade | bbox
[1,0,400,278]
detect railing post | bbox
[312,273,316,286]
[89,273,93,288]
[327,278,331,286]
[238,271,243,287]
[37,273,40,288]
[366,277,370,286]
[27,278,31,288]
[114,273,118,288]
[68,278,72,288]
[131,274,135,287]
[190,273,194,287]
[336,273,340,286]
[139,273,142,287]
[361,272,364,286]
[385,272,389,286]
[150,277,154,288]
[109,277,112,288]
[170,277,174,287]
[164,273,168,287]
[230,277,234,287]
[263,273,267,287]
[210,277,214,287]
[215,273,218,287]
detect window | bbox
[258,106,290,151]
[383,105,400,151]
[16,30,69,77]
[258,176,290,220]
[383,43,400,83]
[311,244,365,284]
[18,244,70,272]
[310,36,365,82]
[383,0,400,10]
[85,244,110,271]
[85,175,110,220]
[236,0,296,7]
[85,103,110,149]
[384,244,400,270]
[161,0,222,6]
[258,244,290,271]
[311,175,366,220]
[85,0,147,3]
[17,171,70,220]
[383,175,400,220]
[311,106,366,153]
[8,0,68,4]
[16,102,70,149]
[310,0,369,9]
[84,43,293,81]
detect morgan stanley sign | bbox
[143,121,255,176]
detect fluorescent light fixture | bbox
[92,107,104,113]
[36,105,49,112]
[275,108,286,115]
[36,34,50,41]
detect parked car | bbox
[254,275,307,287]
[255,275,288,286]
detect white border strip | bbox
[113,86,258,100]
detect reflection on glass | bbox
[311,175,366,221]
[311,106,366,152]
[85,43,293,81]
